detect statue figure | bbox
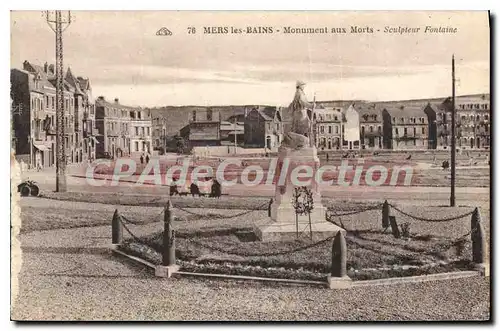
[283,81,314,149]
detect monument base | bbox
[327,275,353,289]
[255,221,345,242]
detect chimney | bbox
[98,96,105,101]
[114,98,119,104]
[44,62,48,73]
[23,60,30,71]
[48,64,55,75]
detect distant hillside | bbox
[148,105,273,136]
[148,94,489,136]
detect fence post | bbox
[111,209,123,246]
[389,216,401,239]
[382,200,390,228]
[155,200,180,278]
[268,198,273,218]
[327,231,352,289]
[471,207,489,276]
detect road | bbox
[21,167,489,203]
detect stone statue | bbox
[283,81,313,149]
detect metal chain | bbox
[119,217,152,246]
[327,204,382,217]
[389,204,474,222]
[174,201,269,219]
[119,208,165,225]
[185,234,335,257]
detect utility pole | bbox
[46,10,71,192]
[450,54,456,207]
[233,107,237,154]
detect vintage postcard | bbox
[10,11,490,321]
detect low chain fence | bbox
[389,204,475,223]
[110,197,488,280]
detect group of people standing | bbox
[139,153,151,165]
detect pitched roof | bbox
[65,67,83,94]
[383,105,427,117]
[259,107,277,120]
[22,61,55,92]
[77,77,90,91]
[356,103,384,117]
[95,98,139,110]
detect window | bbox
[138,111,142,120]
[141,127,145,135]
[52,97,55,109]
[413,127,416,135]
[135,127,139,135]
[147,127,150,136]
[320,125,324,134]
[378,126,381,133]
[400,118,405,123]
[192,111,196,121]
[369,126,373,132]
[335,126,339,134]
[275,123,279,131]
[485,114,489,121]
[422,127,425,134]
[135,141,139,151]
[404,128,408,135]
[207,109,213,121]
[328,126,332,134]
[395,128,399,136]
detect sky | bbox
[10,11,490,107]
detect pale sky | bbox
[11,11,490,106]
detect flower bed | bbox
[119,226,475,281]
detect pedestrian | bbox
[140,154,144,165]
[210,179,221,198]
[146,154,150,164]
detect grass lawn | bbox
[119,204,487,281]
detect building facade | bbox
[342,104,361,150]
[152,117,168,151]
[129,108,153,157]
[357,104,384,150]
[436,94,490,150]
[95,97,152,158]
[11,60,98,168]
[382,105,429,150]
[312,107,342,151]
[244,106,283,151]
[180,109,221,147]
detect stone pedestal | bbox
[255,146,344,241]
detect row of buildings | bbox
[11,60,489,169]
[10,60,153,169]
[153,93,490,153]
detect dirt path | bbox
[12,222,490,321]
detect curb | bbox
[352,270,480,287]
[112,247,483,289]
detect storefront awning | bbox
[33,142,51,151]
